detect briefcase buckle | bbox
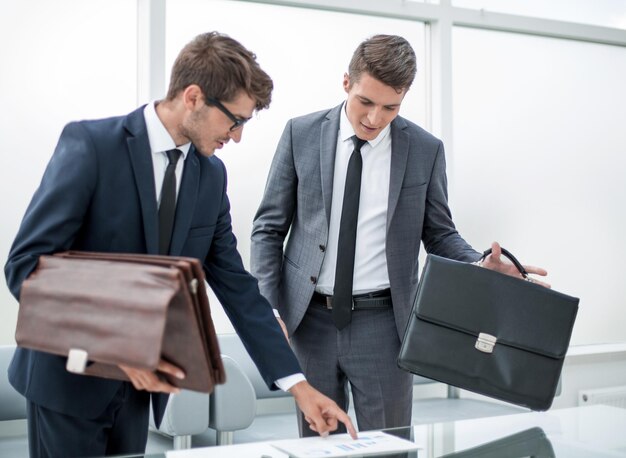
[475,333,497,353]
[189,278,198,294]
[66,348,88,373]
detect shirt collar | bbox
[143,101,191,159]
[339,101,391,149]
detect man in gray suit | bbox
[251,34,547,435]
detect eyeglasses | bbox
[205,96,251,132]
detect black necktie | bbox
[332,136,367,330]
[158,149,182,255]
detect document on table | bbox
[271,431,420,457]
[166,442,289,458]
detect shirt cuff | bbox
[272,308,281,318]
[275,373,306,392]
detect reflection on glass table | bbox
[120,405,626,458]
[413,405,626,458]
[438,427,554,457]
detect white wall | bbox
[0,0,137,345]
[451,27,626,345]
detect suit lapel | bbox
[125,108,159,254]
[320,105,342,224]
[387,117,410,232]
[169,147,200,255]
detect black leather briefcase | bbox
[398,249,579,411]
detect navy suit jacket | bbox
[5,106,301,423]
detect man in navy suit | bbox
[5,32,355,457]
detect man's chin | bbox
[196,146,216,157]
[358,126,380,140]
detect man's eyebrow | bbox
[357,95,400,108]
[233,112,253,121]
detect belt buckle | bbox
[325,296,355,310]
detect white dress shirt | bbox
[143,102,190,203]
[143,102,304,392]
[316,102,392,295]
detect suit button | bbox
[319,244,326,252]
[310,276,317,284]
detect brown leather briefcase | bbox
[15,251,225,393]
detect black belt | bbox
[311,288,392,310]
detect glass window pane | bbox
[452,26,626,345]
[453,0,626,29]
[0,0,137,344]
[166,0,426,332]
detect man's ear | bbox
[343,73,351,94]
[182,85,203,110]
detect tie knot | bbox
[352,136,367,152]
[165,149,182,166]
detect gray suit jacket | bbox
[251,104,480,339]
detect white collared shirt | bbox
[316,103,392,295]
[143,102,191,205]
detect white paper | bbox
[271,431,420,457]
[166,442,289,458]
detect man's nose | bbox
[229,127,243,143]
[367,107,381,126]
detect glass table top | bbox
[120,405,626,457]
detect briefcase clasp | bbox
[66,348,88,373]
[189,278,198,294]
[475,333,497,353]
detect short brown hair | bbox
[166,32,273,110]
[348,34,417,92]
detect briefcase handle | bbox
[480,247,530,279]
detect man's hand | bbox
[481,241,551,288]
[276,316,289,341]
[119,359,185,394]
[290,381,357,439]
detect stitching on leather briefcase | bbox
[414,314,564,359]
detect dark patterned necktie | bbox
[158,149,182,255]
[332,136,367,329]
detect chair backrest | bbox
[0,345,27,421]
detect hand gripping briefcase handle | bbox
[479,247,530,279]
